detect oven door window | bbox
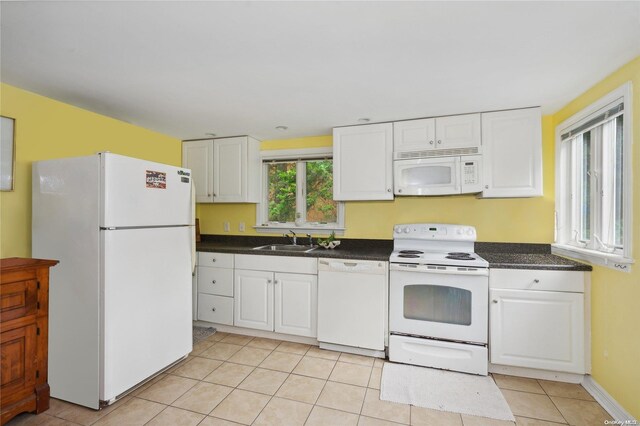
[403,284,472,326]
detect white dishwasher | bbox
[317,258,388,355]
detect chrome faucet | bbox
[284,230,297,245]
[306,233,313,246]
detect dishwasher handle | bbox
[318,258,386,274]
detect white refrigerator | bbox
[32,153,194,409]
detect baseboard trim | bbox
[582,376,636,422]
[488,364,584,383]
[193,320,319,345]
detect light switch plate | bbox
[223,222,230,232]
[239,222,245,232]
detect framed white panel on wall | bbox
[1,116,16,191]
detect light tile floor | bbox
[8,332,613,426]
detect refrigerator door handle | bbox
[190,180,196,274]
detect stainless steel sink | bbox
[253,244,318,253]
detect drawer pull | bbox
[212,307,216,312]
[492,299,498,304]
[212,280,216,284]
[267,279,272,284]
[212,258,216,263]
[533,279,540,283]
[274,280,278,284]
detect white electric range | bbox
[388,223,489,375]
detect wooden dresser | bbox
[1,257,58,425]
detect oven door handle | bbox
[390,263,488,276]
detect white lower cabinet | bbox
[489,269,587,374]
[197,252,234,325]
[233,254,318,338]
[234,269,317,337]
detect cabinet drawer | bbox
[1,279,38,323]
[198,294,233,325]
[198,267,233,297]
[198,252,234,269]
[489,269,585,293]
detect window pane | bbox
[614,115,624,247]
[578,133,591,242]
[305,160,337,223]
[267,162,296,222]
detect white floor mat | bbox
[380,363,515,422]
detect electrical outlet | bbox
[239,222,246,232]
[223,222,230,232]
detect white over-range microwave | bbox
[394,154,482,195]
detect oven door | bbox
[389,264,488,344]
[393,157,460,196]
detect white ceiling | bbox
[1,1,639,141]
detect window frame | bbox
[254,147,345,235]
[553,82,634,272]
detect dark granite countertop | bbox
[196,235,392,261]
[475,242,592,271]
[196,236,592,270]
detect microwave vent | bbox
[394,147,479,160]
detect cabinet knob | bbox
[267,279,272,284]
[274,280,278,284]
[213,193,217,197]
[208,193,212,197]
[437,140,442,145]
[429,140,434,145]
[492,300,498,303]
[398,189,403,193]
[212,258,216,263]
[212,307,216,312]
[212,280,216,284]
[484,185,489,189]
[533,279,540,283]
[387,188,392,192]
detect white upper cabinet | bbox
[213,136,261,203]
[480,108,543,198]
[182,140,214,203]
[393,118,436,152]
[333,123,393,201]
[182,136,260,204]
[394,114,481,153]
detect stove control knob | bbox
[394,226,402,234]
[457,229,463,235]
[403,227,411,233]
[466,228,474,236]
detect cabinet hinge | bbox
[36,370,39,379]
[37,302,40,309]
[37,327,40,336]
[37,281,41,289]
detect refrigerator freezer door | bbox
[101,226,192,402]
[101,153,192,227]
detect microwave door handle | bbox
[454,158,461,192]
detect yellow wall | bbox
[199,117,556,242]
[0,84,181,258]
[552,56,640,418]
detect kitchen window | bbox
[554,82,633,271]
[255,147,345,234]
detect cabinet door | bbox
[393,118,436,153]
[435,114,481,151]
[274,273,317,338]
[481,108,542,197]
[213,137,247,203]
[234,270,273,331]
[1,324,37,407]
[490,288,585,373]
[333,123,393,200]
[182,140,214,203]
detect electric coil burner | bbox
[388,223,489,375]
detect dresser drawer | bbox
[198,252,234,269]
[198,294,233,325]
[198,267,233,297]
[1,279,38,323]
[489,269,585,293]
